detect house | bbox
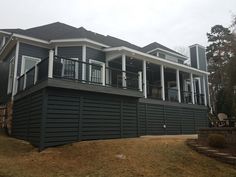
[0,22,209,150]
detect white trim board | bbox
[20,55,41,75]
[147,47,188,60]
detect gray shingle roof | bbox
[142,42,185,57]
[1,22,183,55]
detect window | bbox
[21,56,41,75]
[89,59,105,84]
[62,58,79,79]
[158,53,166,59]
[7,57,15,94]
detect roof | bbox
[142,42,186,57]
[1,22,183,55]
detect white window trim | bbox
[194,77,201,94]
[89,59,105,85]
[61,58,79,78]
[20,55,41,76]
[7,57,15,94]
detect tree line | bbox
[207,16,236,117]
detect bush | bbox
[208,134,226,148]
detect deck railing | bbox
[147,83,162,100]
[17,55,141,93]
[166,88,178,102]
[181,90,192,104]
[194,93,205,105]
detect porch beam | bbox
[176,69,181,103]
[143,60,147,98]
[82,45,86,81]
[190,73,195,104]
[161,65,165,101]
[122,54,126,88]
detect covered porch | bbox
[105,47,208,106]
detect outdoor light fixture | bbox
[234,86,236,95]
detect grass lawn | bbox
[0,133,235,177]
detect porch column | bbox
[176,69,181,103]
[12,41,19,97]
[203,75,207,106]
[122,54,126,88]
[82,45,86,81]
[190,73,195,104]
[143,60,147,98]
[48,50,54,78]
[161,65,165,101]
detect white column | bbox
[161,65,165,101]
[143,60,147,98]
[82,45,86,81]
[138,71,142,92]
[203,75,207,106]
[102,64,105,86]
[122,54,126,88]
[23,74,27,90]
[12,41,20,97]
[190,73,195,104]
[48,50,54,78]
[34,65,38,84]
[54,45,58,55]
[176,69,181,103]
[1,36,6,48]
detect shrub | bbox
[208,134,226,148]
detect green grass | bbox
[0,133,235,177]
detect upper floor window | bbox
[62,58,79,79]
[89,59,105,84]
[158,53,166,59]
[21,56,41,75]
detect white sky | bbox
[1,0,235,51]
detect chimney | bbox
[189,44,207,71]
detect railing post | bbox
[143,60,147,98]
[161,65,165,101]
[105,60,109,85]
[122,54,126,88]
[138,71,142,92]
[176,69,181,103]
[34,65,38,84]
[48,50,54,78]
[190,73,195,104]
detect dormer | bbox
[142,42,188,64]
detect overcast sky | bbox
[1,0,235,52]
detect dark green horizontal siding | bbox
[12,87,208,150]
[138,102,208,135]
[12,90,43,146]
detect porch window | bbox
[62,58,79,79]
[21,56,41,75]
[89,59,105,84]
[7,57,15,94]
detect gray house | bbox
[0,22,209,150]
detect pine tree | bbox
[206,25,232,114]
